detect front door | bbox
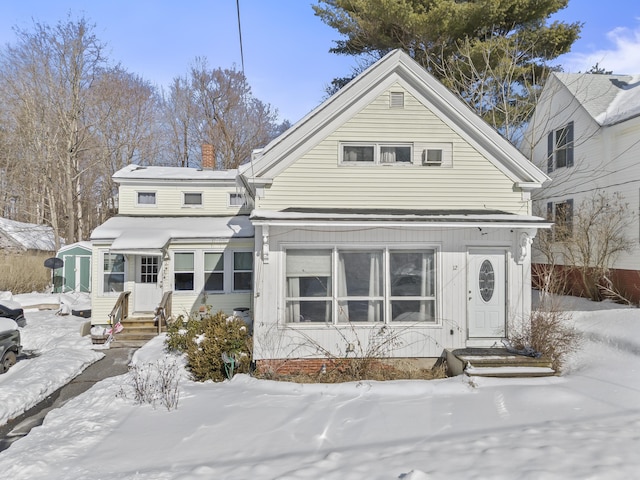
[134,256,162,313]
[468,249,506,338]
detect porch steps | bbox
[110,316,165,348]
[445,348,556,378]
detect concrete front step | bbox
[446,347,556,378]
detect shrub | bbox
[118,358,181,411]
[510,307,581,373]
[165,311,252,382]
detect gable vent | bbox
[390,92,404,108]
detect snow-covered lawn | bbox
[1,293,639,479]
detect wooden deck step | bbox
[446,347,556,378]
[109,316,165,349]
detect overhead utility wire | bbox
[236,0,245,74]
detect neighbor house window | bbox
[233,252,253,291]
[136,191,156,206]
[229,193,245,207]
[103,253,125,293]
[174,252,194,291]
[183,192,202,206]
[547,122,574,172]
[547,199,574,240]
[285,248,436,324]
[341,143,413,165]
[204,252,224,292]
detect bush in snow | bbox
[165,311,252,382]
[120,358,181,411]
[509,306,581,373]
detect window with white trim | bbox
[233,251,253,291]
[103,253,125,293]
[285,248,436,324]
[136,191,156,206]
[229,193,245,207]
[547,199,574,240]
[204,252,224,292]
[341,143,412,164]
[174,252,195,291]
[183,192,202,206]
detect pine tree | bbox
[314,0,581,143]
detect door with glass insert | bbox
[468,249,506,338]
[134,255,162,313]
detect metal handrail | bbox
[108,291,131,326]
[155,291,173,334]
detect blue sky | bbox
[1,1,639,124]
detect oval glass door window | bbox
[479,259,495,302]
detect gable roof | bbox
[240,49,548,190]
[551,72,640,126]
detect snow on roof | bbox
[0,217,58,252]
[113,164,238,181]
[553,72,640,126]
[90,216,254,251]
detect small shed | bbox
[54,242,92,293]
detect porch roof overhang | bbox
[250,208,552,229]
[91,215,255,255]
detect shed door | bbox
[134,256,162,313]
[468,249,506,338]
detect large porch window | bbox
[285,248,436,324]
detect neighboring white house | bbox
[521,72,640,301]
[240,49,550,372]
[89,164,254,323]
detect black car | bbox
[0,318,22,373]
[0,303,27,328]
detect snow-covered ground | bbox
[0,292,639,479]
[0,292,102,426]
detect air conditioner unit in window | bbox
[422,149,443,165]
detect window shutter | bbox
[566,122,574,167]
[547,202,553,220]
[567,198,574,233]
[547,132,554,173]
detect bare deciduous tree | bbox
[533,192,634,301]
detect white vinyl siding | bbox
[252,224,531,361]
[90,239,254,324]
[254,85,527,214]
[118,184,249,216]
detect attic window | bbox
[419,143,453,167]
[183,192,202,207]
[390,92,404,108]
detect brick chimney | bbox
[201,143,215,169]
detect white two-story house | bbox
[521,72,640,301]
[90,160,254,323]
[90,50,549,369]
